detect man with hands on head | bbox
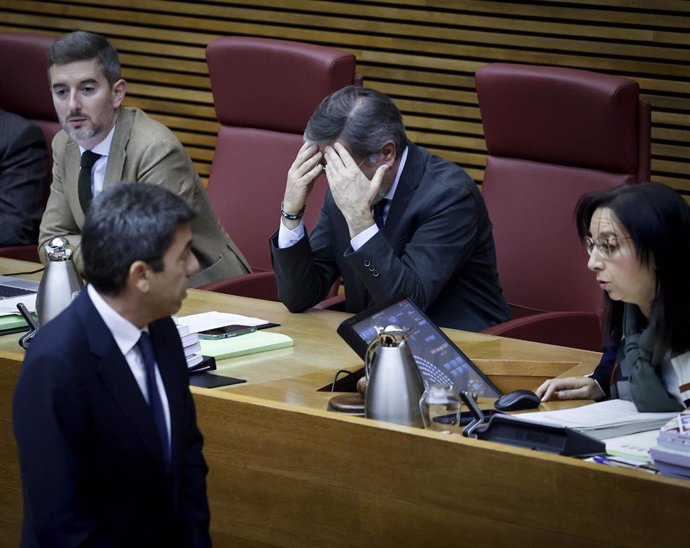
[283,140,390,241]
[272,85,509,331]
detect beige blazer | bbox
[39,107,249,286]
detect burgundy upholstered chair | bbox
[0,32,59,262]
[200,36,360,300]
[476,63,651,351]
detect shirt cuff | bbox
[277,218,305,248]
[350,223,379,252]
[587,374,608,400]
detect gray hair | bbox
[48,31,121,86]
[82,182,196,295]
[304,85,407,159]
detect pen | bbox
[591,455,657,473]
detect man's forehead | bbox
[316,138,350,152]
[49,58,106,84]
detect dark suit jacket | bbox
[39,107,250,286]
[13,290,211,548]
[271,143,510,331]
[0,110,47,246]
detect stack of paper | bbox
[175,322,206,371]
[176,311,291,362]
[650,412,690,479]
[605,430,659,463]
[511,399,678,440]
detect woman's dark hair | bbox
[575,182,690,354]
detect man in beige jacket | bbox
[39,30,249,286]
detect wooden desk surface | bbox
[178,287,602,410]
[1,258,687,547]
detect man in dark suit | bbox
[13,183,211,547]
[0,110,47,246]
[271,86,509,331]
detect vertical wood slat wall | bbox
[0,0,688,198]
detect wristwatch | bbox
[280,202,305,220]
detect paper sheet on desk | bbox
[605,430,659,462]
[177,311,269,333]
[0,293,36,315]
[515,399,677,440]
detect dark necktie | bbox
[137,331,171,466]
[372,198,389,229]
[78,150,101,212]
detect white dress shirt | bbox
[79,125,115,197]
[87,284,171,446]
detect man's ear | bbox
[111,79,127,109]
[379,141,397,167]
[129,260,150,293]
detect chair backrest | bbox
[476,63,651,320]
[0,32,60,162]
[206,36,359,272]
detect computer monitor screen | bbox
[337,296,501,398]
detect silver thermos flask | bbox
[364,325,425,427]
[36,237,84,326]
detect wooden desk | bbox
[0,259,687,547]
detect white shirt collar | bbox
[383,145,408,201]
[79,124,116,158]
[87,284,144,357]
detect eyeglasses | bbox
[584,236,633,259]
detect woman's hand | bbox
[535,376,606,402]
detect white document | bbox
[606,429,659,462]
[177,311,269,333]
[0,293,37,315]
[514,399,678,440]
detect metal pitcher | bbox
[36,237,83,326]
[364,325,425,427]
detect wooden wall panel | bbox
[0,0,688,197]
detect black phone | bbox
[198,324,257,340]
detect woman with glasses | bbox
[536,182,690,411]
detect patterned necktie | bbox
[137,331,171,466]
[78,150,101,212]
[372,198,389,229]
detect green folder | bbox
[199,331,293,360]
[0,314,30,336]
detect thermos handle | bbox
[364,338,378,379]
[419,392,429,428]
